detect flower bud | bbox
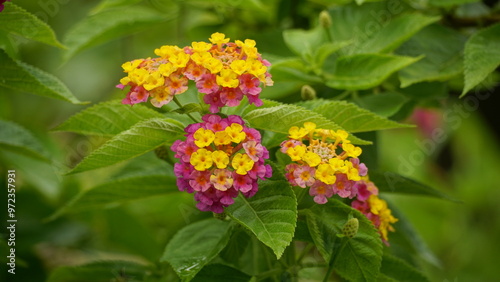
[319,10,332,29]
[301,85,317,100]
[342,218,359,238]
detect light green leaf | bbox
[67,118,185,174]
[226,181,297,259]
[398,24,466,88]
[311,100,413,133]
[0,2,64,48]
[370,170,460,202]
[357,14,440,54]
[283,26,326,59]
[306,200,383,282]
[270,58,323,83]
[54,100,165,136]
[354,92,408,117]
[192,264,251,282]
[462,23,500,97]
[47,260,151,282]
[173,102,203,115]
[162,219,233,282]
[0,120,50,161]
[243,103,371,145]
[378,253,429,282]
[0,50,85,104]
[325,54,421,90]
[63,6,170,61]
[314,41,352,68]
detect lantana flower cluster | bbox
[280,122,398,242]
[280,122,368,204]
[351,179,399,244]
[171,114,272,213]
[117,32,273,113]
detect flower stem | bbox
[322,236,348,282]
[173,96,199,123]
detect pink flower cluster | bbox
[171,114,272,213]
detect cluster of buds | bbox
[280,122,368,204]
[117,32,273,113]
[351,179,398,244]
[171,114,272,213]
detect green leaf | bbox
[0,2,64,48]
[54,100,165,136]
[270,58,323,83]
[0,120,50,161]
[173,102,203,115]
[462,23,500,97]
[226,180,297,259]
[354,92,408,117]
[355,14,440,54]
[314,41,352,68]
[192,264,251,282]
[0,50,85,104]
[398,24,466,88]
[243,103,371,145]
[429,0,476,7]
[370,170,460,202]
[306,200,383,282]
[67,118,185,174]
[91,0,143,14]
[311,100,413,133]
[63,6,170,61]
[283,26,326,59]
[325,54,421,90]
[47,260,151,282]
[162,219,233,282]
[378,253,429,282]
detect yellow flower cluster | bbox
[368,195,398,242]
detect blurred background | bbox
[1,0,499,281]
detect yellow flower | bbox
[154,45,183,58]
[212,150,230,169]
[143,72,165,91]
[190,149,213,171]
[121,59,142,72]
[213,131,232,146]
[368,195,398,242]
[169,52,190,68]
[158,63,176,77]
[246,59,267,77]
[286,145,306,161]
[329,158,347,173]
[315,164,336,185]
[191,52,213,65]
[303,122,316,134]
[343,143,362,158]
[203,58,223,74]
[225,123,246,143]
[191,41,213,53]
[302,151,321,167]
[232,153,255,175]
[344,161,360,181]
[289,126,308,139]
[193,128,215,148]
[216,69,239,88]
[230,60,248,75]
[209,32,230,45]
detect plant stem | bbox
[173,96,199,123]
[296,243,315,266]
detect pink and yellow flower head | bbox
[171,114,272,213]
[351,180,398,244]
[280,122,368,204]
[118,33,273,112]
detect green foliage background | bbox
[1,0,499,281]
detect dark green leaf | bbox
[307,200,383,282]
[67,118,184,174]
[370,170,460,202]
[0,120,50,161]
[378,253,429,282]
[312,100,413,133]
[398,24,466,87]
[53,100,165,136]
[46,260,151,282]
[192,264,251,282]
[462,23,500,97]
[0,49,85,104]
[0,2,64,48]
[63,7,170,61]
[173,103,203,114]
[325,54,421,90]
[354,92,408,117]
[162,219,233,281]
[283,26,326,59]
[226,181,297,259]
